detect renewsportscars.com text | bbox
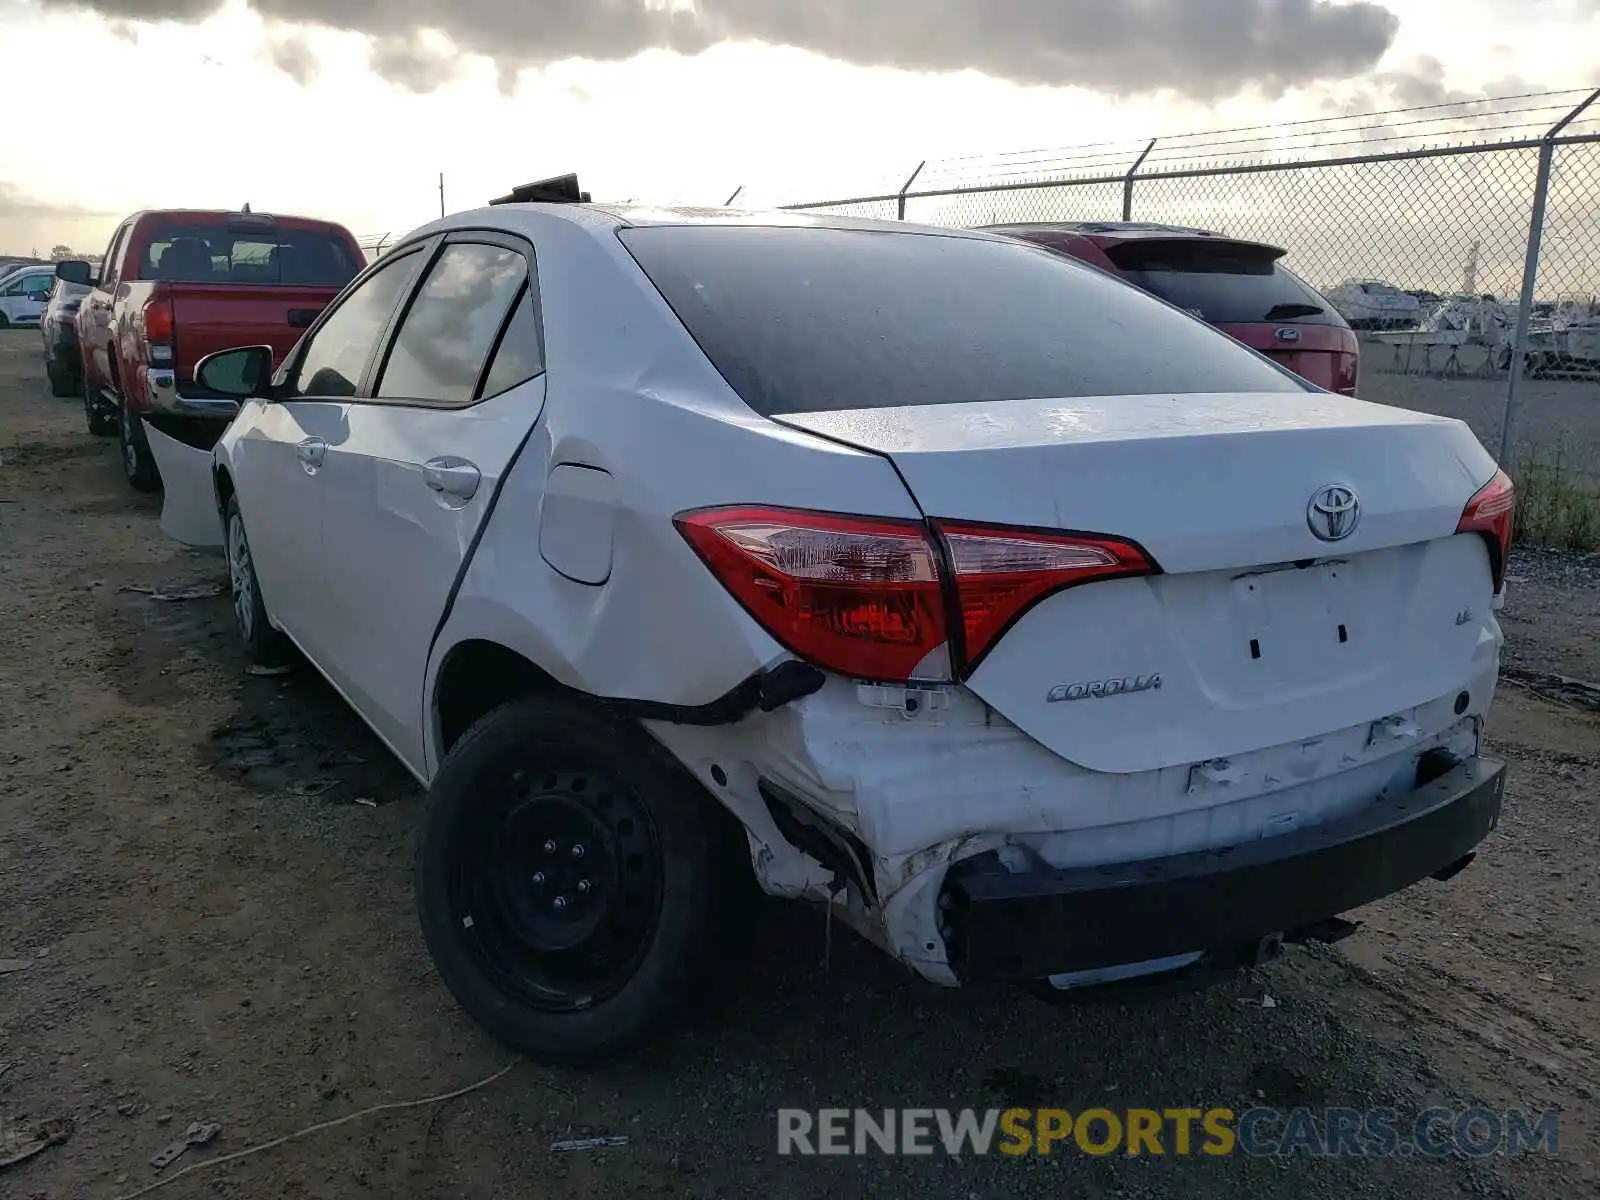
[776,1107,1559,1158]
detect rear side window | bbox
[479,291,544,398]
[1104,239,1340,326]
[140,223,360,287]
[619,226,1306,416]
[375,243,529,406]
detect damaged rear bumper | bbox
[939,755,1506,982]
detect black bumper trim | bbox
[941,755,1506,982]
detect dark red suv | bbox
[981,222,1358,395]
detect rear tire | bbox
[225,496,290,668]
[119,400,160,492]
[47,352,76,398]
[83,375,117,436]
[416,696,717,1063]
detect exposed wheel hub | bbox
[462,768,663,1010]
[492,794,615,950]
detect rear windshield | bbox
[140,223,360,287]
[619,226,1307,416]
[1104,239,1341,326]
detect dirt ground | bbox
[1,328,1596,1199]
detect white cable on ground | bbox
[110,1058,522,1200]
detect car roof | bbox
[419,202,1007,244]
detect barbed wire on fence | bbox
[783,85,1600,467]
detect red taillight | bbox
[1335,349,1359,396]
[1455,469,1515,593]
[143,286,176,366]
[143,294,173,343]
[675,506,1157,683]
[675,507,949,681]
[934,521,1156,669]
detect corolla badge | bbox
[1306,483,1360,542]
[1274,326,1301,342]
[1047,674,1162,703]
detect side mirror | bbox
[55,259,94,286]
[195,345,275,399]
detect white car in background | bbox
[0,265,56,328]
[147,188,1513,1063]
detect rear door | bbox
[82,221,130,393]
[311,234,548,772]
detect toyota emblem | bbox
[1307,483,1360,542]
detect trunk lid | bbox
[1216,321,1358,393]
[168,284,337,387]
[778,391,1500,773]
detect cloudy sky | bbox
[1,0,1597,257]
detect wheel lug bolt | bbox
[532,871,546,886]
[543,840,557,854]
[553,896,569,911]
[577,879,591,894]
[571,843,585,860]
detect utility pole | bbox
[439,172,445,218]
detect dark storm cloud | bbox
[37,0,1401,99]
[368,32,464,91]
[265,31,319,83]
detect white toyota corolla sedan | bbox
[148,185,1514,1063]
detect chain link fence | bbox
[785,88,1600,473]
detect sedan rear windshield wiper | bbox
[1262,302,1324,319]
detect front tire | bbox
[46,351,72,397]
[225,497,289,668]
[416,696,716,1063]
[119,401,160,492]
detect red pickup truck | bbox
[57,209,364,491]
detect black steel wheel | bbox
[461,769,663,1011]
[417,695,717,1063]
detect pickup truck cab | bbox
[57,209,363,491]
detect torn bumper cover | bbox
[142,418,225,550]
[940,755,1507,982]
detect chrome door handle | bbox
[296,437,326,472]
[422,456,481,500]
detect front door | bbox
[235,246,429,655]
[311,237,548,773]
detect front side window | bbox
[290,251,423,399]
[101,223,129,286]
[374,243,528,406]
